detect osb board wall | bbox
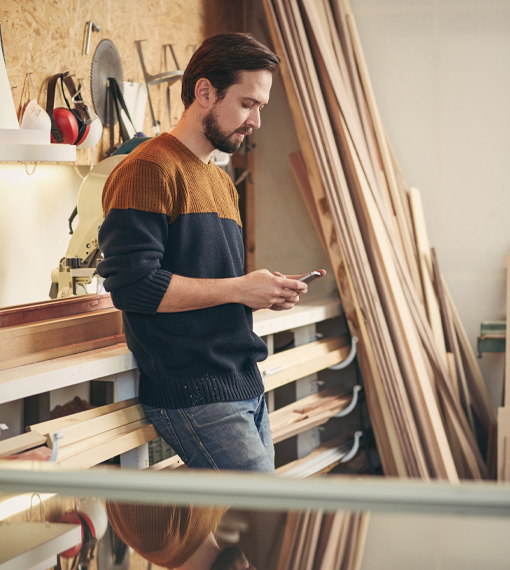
[0,0,242,164]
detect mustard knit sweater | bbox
[97,134,267,409]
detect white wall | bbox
[0,163,85,307]
[360,511,510,569]
[349,0,510,406]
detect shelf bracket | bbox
[49,432,64,463]
[335,385,362,418]
[340,430,363,463]
[329,336,358,370]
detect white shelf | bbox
[0,521,81,570]
[0,143,76,162]
[0,129,76,162]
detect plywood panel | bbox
[1,0,242,164]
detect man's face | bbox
[203,69,272,154]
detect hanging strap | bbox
[107,78,138,152]
[63,72,93,124]
[46,72,65,143]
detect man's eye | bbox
[242,103,252,109]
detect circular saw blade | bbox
[90,39,124,128]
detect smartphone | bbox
[298,271,323,285]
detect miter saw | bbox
[49,39,140,298]
[50,149,129,298]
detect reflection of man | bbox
[98,32,310,473]
[106,502,254,570]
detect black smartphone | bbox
[298,271,323,284]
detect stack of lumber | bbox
[262,1,498,565]
[261,0,497,484]
[275,511,368,570]
[0,294,124,370]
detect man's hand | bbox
[269,269,326,311]
[237,269,307,310]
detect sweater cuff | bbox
[111,270,172,314]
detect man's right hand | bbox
[235,269,307,310]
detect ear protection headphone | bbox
[46,71,92,145]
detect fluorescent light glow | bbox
[0,492,56,521]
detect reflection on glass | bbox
[2,487,510,570]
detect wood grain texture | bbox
[1,0,242,164]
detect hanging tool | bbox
[135,39,183,135]
[84,21,101,55]
[90,39,124,128]
[163,43,181,128]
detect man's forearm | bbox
[156,274,241,312]
[156,269,308,313]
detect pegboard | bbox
[0,0,242,164]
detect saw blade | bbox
[90,39,124,128]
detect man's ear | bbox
[195,78,217,109]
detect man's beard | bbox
[203,108,252,154]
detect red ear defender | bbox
[46,72,92,145]
[58,509,96,558]
[51,107,79,144]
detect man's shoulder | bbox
[122,134,181,169]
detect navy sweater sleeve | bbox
[97,208,172,313]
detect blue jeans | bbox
[143,394,275,473]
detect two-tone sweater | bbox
[97,133,268,409]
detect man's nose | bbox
[246,108,261,129]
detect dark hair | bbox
[210,545,252,570]
[181,32,280,109]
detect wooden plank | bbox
[505,254,510,406]
[288,150,328,254]
[349,513,370,570]
[302,511,324,570]
[0,343,134,406]
[0,431,47,458]
[318,512,347,570]
[498,406,510,481]
[57,423,157,468]
[0,334,125,371]
[33,404,148,450]
[0,310,123,363]
[270,386,351,444]
[29,397,138,435]
[276,512,302,570]
[0,294,115,328]
[444,280,497,431]
[396,256,489,480]
[54,417,153,462]
[431,248,474,432]
[408,186,447,367]
[261,336,351,392]
[276,436,352,477]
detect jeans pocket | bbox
[143,406,189,464]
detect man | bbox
[97,32,320,474]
